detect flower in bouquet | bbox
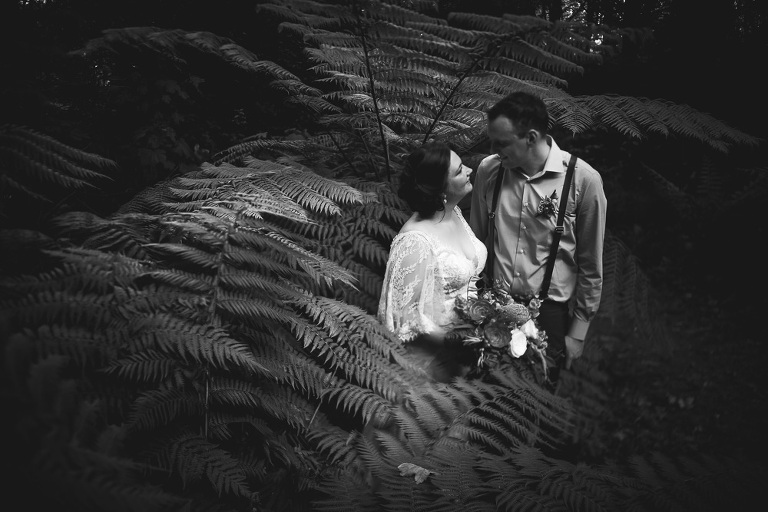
[483,318,512,348]
[520,319,538,339]
[467,298,495,323]
[498,301,530,324]
[508,329,528,357]
[527,297,542,318]
[453,278,549,377]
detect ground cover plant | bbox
[1,1,766,511]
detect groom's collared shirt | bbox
[469,137,607,340]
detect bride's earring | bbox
[442,194,447,204]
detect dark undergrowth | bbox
[577,280,767,470]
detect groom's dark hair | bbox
[488,91,549,136]
[399,141,451,217]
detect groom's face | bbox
[487,115,529,168]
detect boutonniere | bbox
[537,190,558,218]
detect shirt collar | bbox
[538,136,565,176]
[505,136,566,179]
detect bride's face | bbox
[444,150,473,201]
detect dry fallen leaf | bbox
[397,462,436,484]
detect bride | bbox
[378,142,487,381]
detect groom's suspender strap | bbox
[483,163,506,287]
[540,153,577,299]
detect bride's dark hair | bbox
[398,141,451,217]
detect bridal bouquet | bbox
[453,279,548,376]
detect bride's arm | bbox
[378,233,446,343]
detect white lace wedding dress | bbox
[378,206,488,343]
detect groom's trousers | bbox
[536,299,569,377]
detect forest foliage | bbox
[1,1,766,511]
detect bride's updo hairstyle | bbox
[398,142,451,218]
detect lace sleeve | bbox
[377,232,447,343]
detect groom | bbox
[470,91,607,378]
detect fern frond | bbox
[2,124,117,172]
[262,0,357,25]
[584,95,644,138]
[404,388,459,436]
[0,144,109,187]
[52,211,156,259]
[217,289,296,326]
[220,44,297,80]
[220,246,317,286]
[496,36,584,76]
[1,144,101,190]
[307,427,361,466]
[527,25,603,66]
[314,297,415,371]
[547,94,628,136]
[188,160,372,213]
[369,0,444,24]
[103,349,180,384]
[23,324,126,367]
[310,467,379,511]
[5,290,115,329]
[130,313,270,376]
[324,384,392,425]
[205,411,274,442]
[262,230,358,287]
[567,95,762,149]
[244,326,331,390]
[129,386,206,431]
[146,242,220,270]
[116,182,188,215]
[257,1,334,26]
[407,21,495,46]
[216,268,300,297]
[269,168,359,213]
[143,268,215,293]
[612,95,671,136]
[324,45,459,78]
[81,27,297,84]
[458,71,553,104]
[198,192,312,225]
[307,46,365,76]
[0,173,51,207]
[421,443,492,511]
[479,54,569,87]
[3,349,181,510]
[161,433,253,498]
[289,314,408,402]
[370,22,473,63]
[288,93,343,114]
[246,382,325,431]
[448,11,524,33]
[441,372,574,453]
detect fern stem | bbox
[201,209,237,440]
[358,131,377,179]
[422,36,509,144]
[354,0,391,183]
[326,131,358,176]
[307,388,333,430]
[204,369,210,440]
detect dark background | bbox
[2,0,767,466]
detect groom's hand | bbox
[564,335,584,370]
